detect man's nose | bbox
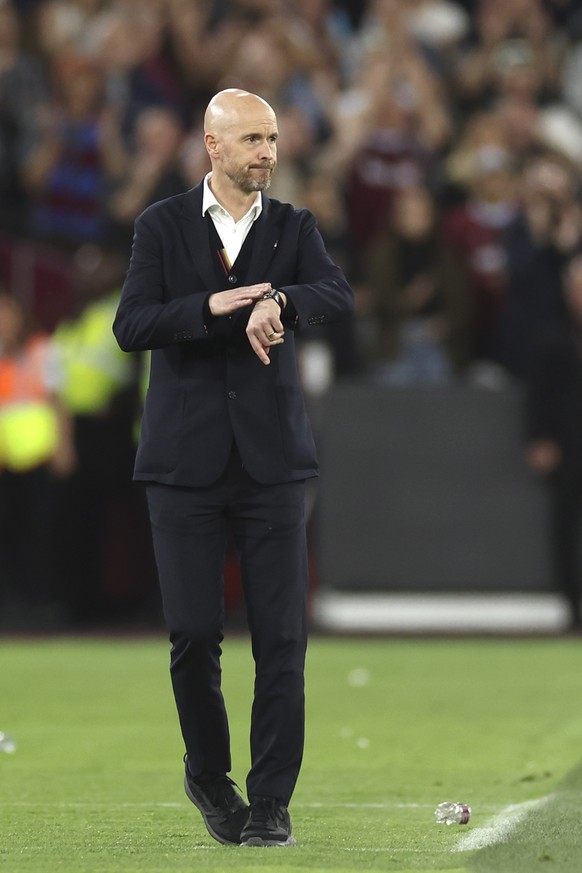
[257,140,275,160]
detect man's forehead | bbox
[237,114,279,136]
[229,98,277,130]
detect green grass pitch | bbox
[1,635,582,872]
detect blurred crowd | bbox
[2,0,582,630]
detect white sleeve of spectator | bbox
[43,341,63,394]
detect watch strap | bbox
[261,289,284,310]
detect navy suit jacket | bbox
[113,182,354,486]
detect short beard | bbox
[227,166,273,193]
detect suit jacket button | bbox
[228,274,237,284]
[228,391,237,399]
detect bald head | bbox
[203,88,279,200]
[204,89,276,136]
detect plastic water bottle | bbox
[0,732,17,754]
[434,801,471,825]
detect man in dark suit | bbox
[526,254,582,633]
[113,89,354,847]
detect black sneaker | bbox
[240,796,297,847]
[184,764,249,845]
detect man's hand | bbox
[208,283,271,317]
[526,439,561,475]
[246,298,285,365]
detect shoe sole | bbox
[184,775,242,846]
[240,836,297,847]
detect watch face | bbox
[263,290,282,307]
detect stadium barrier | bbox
[312,383,564,633]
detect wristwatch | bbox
[261,288,284,310]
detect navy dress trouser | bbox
[145,446,308,805]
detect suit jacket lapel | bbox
[179,185,282,294]
[245,196,282,283]
[179,183,216,293]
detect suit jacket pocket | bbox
[275,386,317,471]
[136,385,184,475]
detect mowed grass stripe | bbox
[0,801,439,809]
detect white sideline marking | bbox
[454,795,554,852]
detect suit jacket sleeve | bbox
[526,329,562,442]
[113,207,211,352]
[279,210,354,328]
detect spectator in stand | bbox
[496,152,582,379]
[526,255,582,632]
[33,0,195,128]
[453,0,563,113]
[365,183,471,385]
[294,0,355,84]
[407,0,471,84]
[441,138,518,368]
[140,0,313,131]
[496,89,542,172]
[0,290,75,628]
[295,170,363,387]
[224,10,333,142]
[323,1,452,251]
[107,106,190,256]
[444,107,510,202]
[561,9,582,121]
[20,51,128,247]
[50,244,153,626]
[0,0,48,236]
[32,0,106,60]
[453,1,582,176]
[218,14,332,204]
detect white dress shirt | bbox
[202,173,262,267]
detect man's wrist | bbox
[260,288,285,310]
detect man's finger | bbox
[248,335,271,365]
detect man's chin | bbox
[245,177,272,193]
[228,167,273,193]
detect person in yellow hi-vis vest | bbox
[0,292,75,628]
[51,258,158,627]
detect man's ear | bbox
[204,132,220,159]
